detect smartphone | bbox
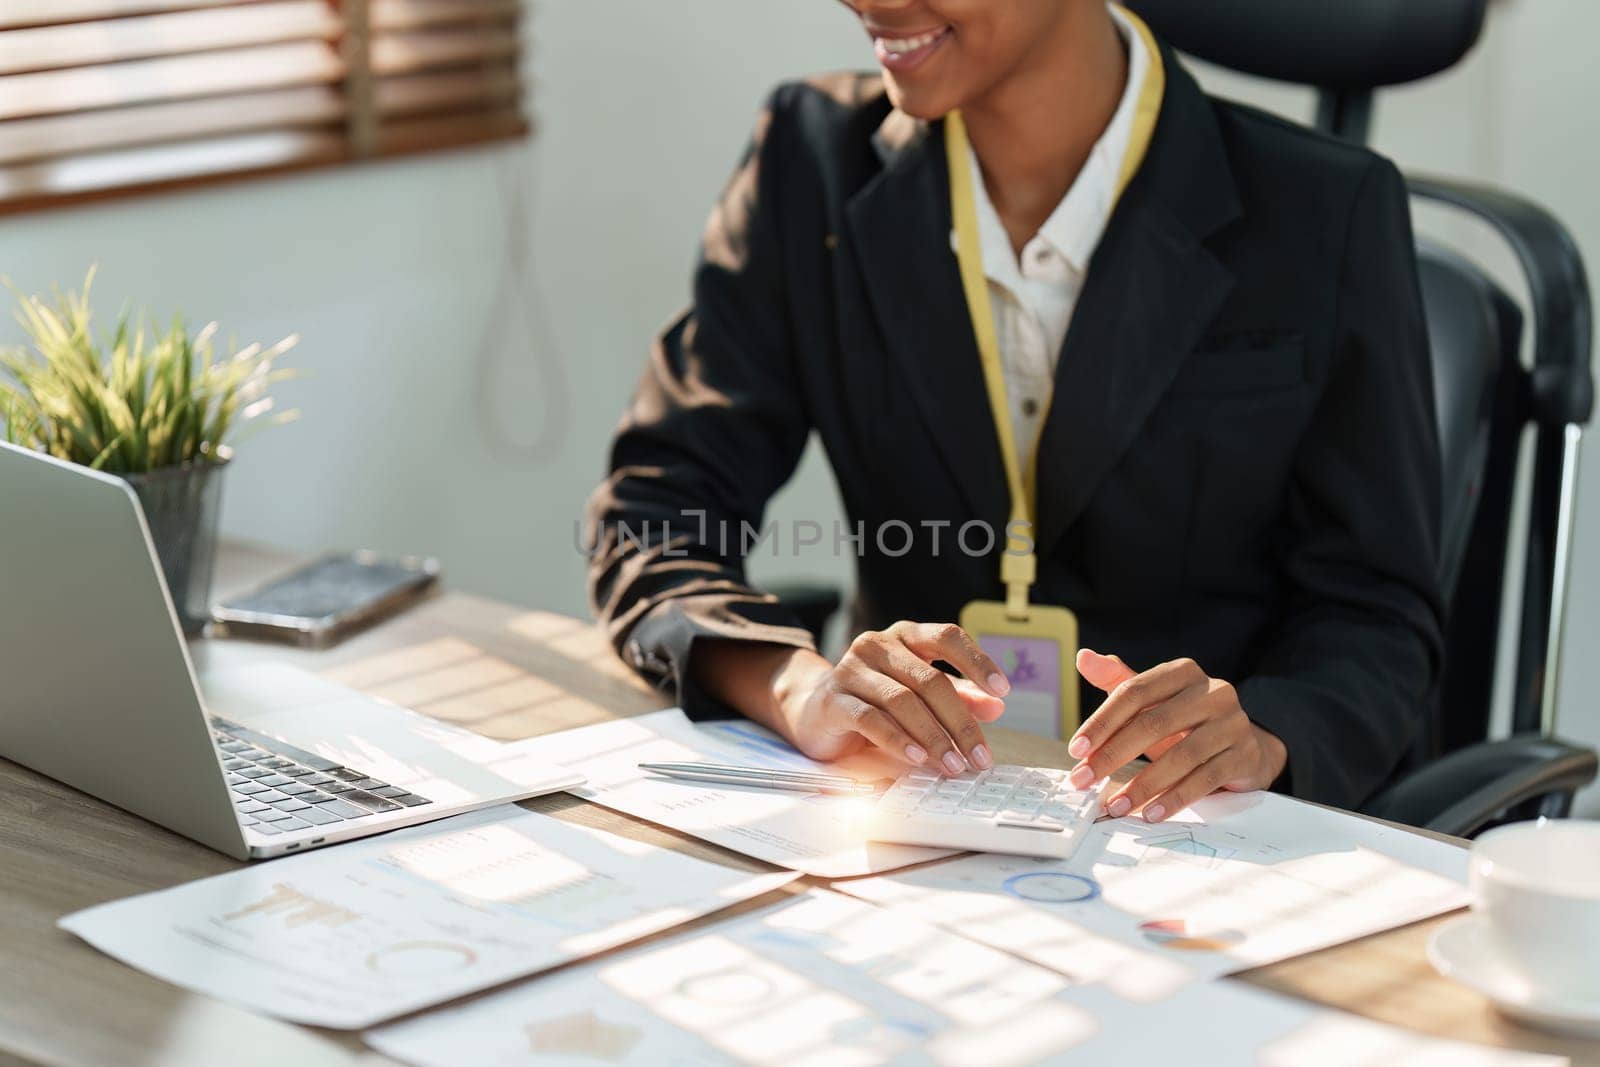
[212,551,440,648]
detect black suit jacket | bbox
[586,45,1443,811]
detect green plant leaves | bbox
[0,269,300,474]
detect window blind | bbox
[0,0,528,215]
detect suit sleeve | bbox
[584,88,817,713]
[1238,158,1445,809]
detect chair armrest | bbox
[1407,174,1593,426]
[1361,735,1598,838]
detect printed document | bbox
[59,806,798,1028]
[366,889,1554,1067]
[835,789,1471,988]
[524,709,953,877]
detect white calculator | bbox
[863,764,1106,859]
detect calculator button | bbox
[1014,787,1049,802]
[961,797,1003,815]
[976,783,1013,799]
[920,798,959,815]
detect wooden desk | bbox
[2,542,1594,1066]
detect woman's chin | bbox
[881,77,960,122]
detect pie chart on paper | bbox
[1138,919,1244,952]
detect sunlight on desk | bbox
[318,634,632,741]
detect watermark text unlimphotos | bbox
[575,511,1034,559]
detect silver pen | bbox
[638,761,881,796]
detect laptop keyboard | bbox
[210,718,431,837]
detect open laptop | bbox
[0,441,583,859]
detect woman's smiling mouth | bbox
[870,25,953,73]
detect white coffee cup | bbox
[1469,818,1600,1000]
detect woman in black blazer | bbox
[586,0,1442,817]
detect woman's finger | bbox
[950,676,1007,723]
[891,620,1010,697]
[861,635,991,770]
[1136,747,1253,824]
[822,690,928,766]
[1069,658,1206,763]
[1069,673,1214,788]
[1098,719,1234,818]
[1075,648,1136,696]
[838,642,968,774]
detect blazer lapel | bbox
[846,112,1010,528]
[1031,50,1244,560]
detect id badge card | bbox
[959,600,1080,740]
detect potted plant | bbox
[1,269,299,634]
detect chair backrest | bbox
[1127,0,1595,757]
[1416,244,1523,755]
[1421,244,1514,600]
[1126,0,1489,140]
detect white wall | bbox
[2,0,1596,810]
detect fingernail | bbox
[942,751,966,775]
[905,744,928,765]
[972,744,993,770]
[987,672,1011,696]
[1143,804,1166,823]
[1067,736,1091,758]
[1107,796,1131,818]
[1069,765,1094,790]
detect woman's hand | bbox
[1065,649,1287,822]
[756,622,1011,774]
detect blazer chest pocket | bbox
[1170,333,1306,396]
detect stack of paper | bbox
[60,806,798,1028]
[366,890,1556,1067]
[61,710,1524,1066]
[832,789,1471,988]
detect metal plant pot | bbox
[122,453,228,636]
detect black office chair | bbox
[1120,0,1597,835]
[776,0,1597,838]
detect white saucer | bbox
[1428,915,1600,1038]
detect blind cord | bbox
[471,137,570,465]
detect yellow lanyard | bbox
[945,5,1165,620]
